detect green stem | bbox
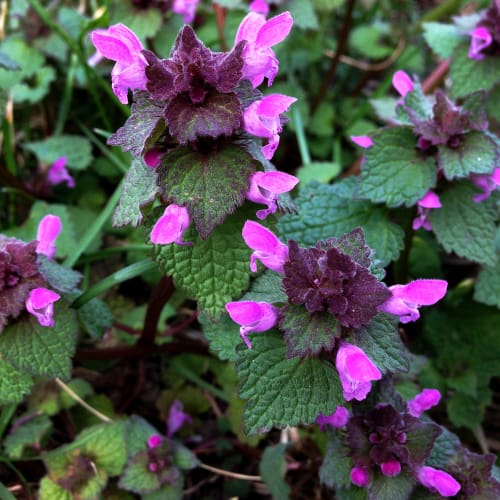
[0,403,16,440]
[63,177,125,268]
[2,117,16,176]
[71,259,157,309]
[54,52,78,135]
[419,0,462,25]
[76,245,151,264]
[292,107,311,165]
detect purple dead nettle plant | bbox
[0,215,62,331]
[47,156,75,189]
[91,11,297,243]
[467,1,500,60]
[226,223,448,402]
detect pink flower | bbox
[335,343,382,402]
[25,287,60,327]
[47,157,75,188]
[249,0,269,15]
[167,399,192,437]
[407,388,441,417]
[470,167,500,202]
[316,406,349,430]
[172,0,199,23]
[242,220,289,274]
[412,190,442,231]
[243,94,297,159]
[235,11,293,88]
[379,279,448,324]
[36,215,62,259]
[225,300,280,348]
[144,148,165,168]
[147,434,163,449]
[380,460,401,477]
[91,24,147,104]
[417,466,461,497]
[150,205,191,246]
[468,26,492,60]
[351,135,374,148]
[246,171,299,220]
[392,70,414,98]
[350,466,370,487]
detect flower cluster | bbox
[92,11,296,243]
[318,389,460,497]
[0,215,62,332]
[227,223,447,402]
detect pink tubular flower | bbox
[335,343,382,402]
[150,205,191,246]
[417,466,461,497]
[412,190,442,231]
[36,215,62,259]
[242,220,289,274]
[249,0,269,15]
[90,23,147,104]
[468,26,493,60]
[167,399,192,437]
[47,156,75,188]
[235,11,293,88]
[378,279,448,324]
[392,70,414,98]
[246,171,299,220]
[25,287,60,327]
[351,135,374,148]
[144,148,165,168]
[380,460,401,477]
[225,300,280,348]
[470,167,500,202]
[243,94,297,160]
[407,388,441,418]
[350,466,370,487]
[172,0,199,23]
[316,406,349,430]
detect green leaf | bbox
[474,259,500,308]
[4,414,52,459]
[172,442,199,470]
[38,477,73,500]
[368,471,415,500]
[296,162,341,185]
[277,180,404,266]
[446,391,488,430]
[350,314,409,374]
[109,2,163,39]
[259,443,291,500]
[422,22,463,59]
[37,255,82,293]
[349,25,393,60]
[75,294,114,340]
[0,50,20,70]
[124,415,159,457]
[0,360,33,403]
[199,312,241,362]
[280,304,339,358]
[319,431,353,490]
[24,135,93,170]
[287,0,318,30]
[142,479,184,500]
[119,451,164,494]
[240,270,287,304]
[0,303,77,379]
[438,132,498,180]
[108,92,165,158]
[14,66,56,104]
[359,127,436,207]
[157,144,256,239]
[236,332,343,434]
[60,378,94,409]
[153,207,253,317]
[451,43,500,99]
[113,158,158,227]
[429,182,497,266]
[425,427,460,469]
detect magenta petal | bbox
[350,466,370,487]
[336,343,382,402]
[258,94,297,116]
[468,26,492,60]
[316,406,349,430]
[380,460,401,477]
[91,29,134,62]
[147,434,163,448]
[392,70,414,98]
[418,190,441,208]
[167,399,192,437]
[47,156,75,188]
[249,0,269,15]
[150,205,191,246]
[407,388,441,417]
[25,287,60,327]
[391,279,448,306]
[172,0,199,23]
[256,12,294,49]
[351,135,374,148]
[235,12,266,44]
[417,466,461,497]
[36,214,62,259]
[225,300,279,348]
[241,220,288,274]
